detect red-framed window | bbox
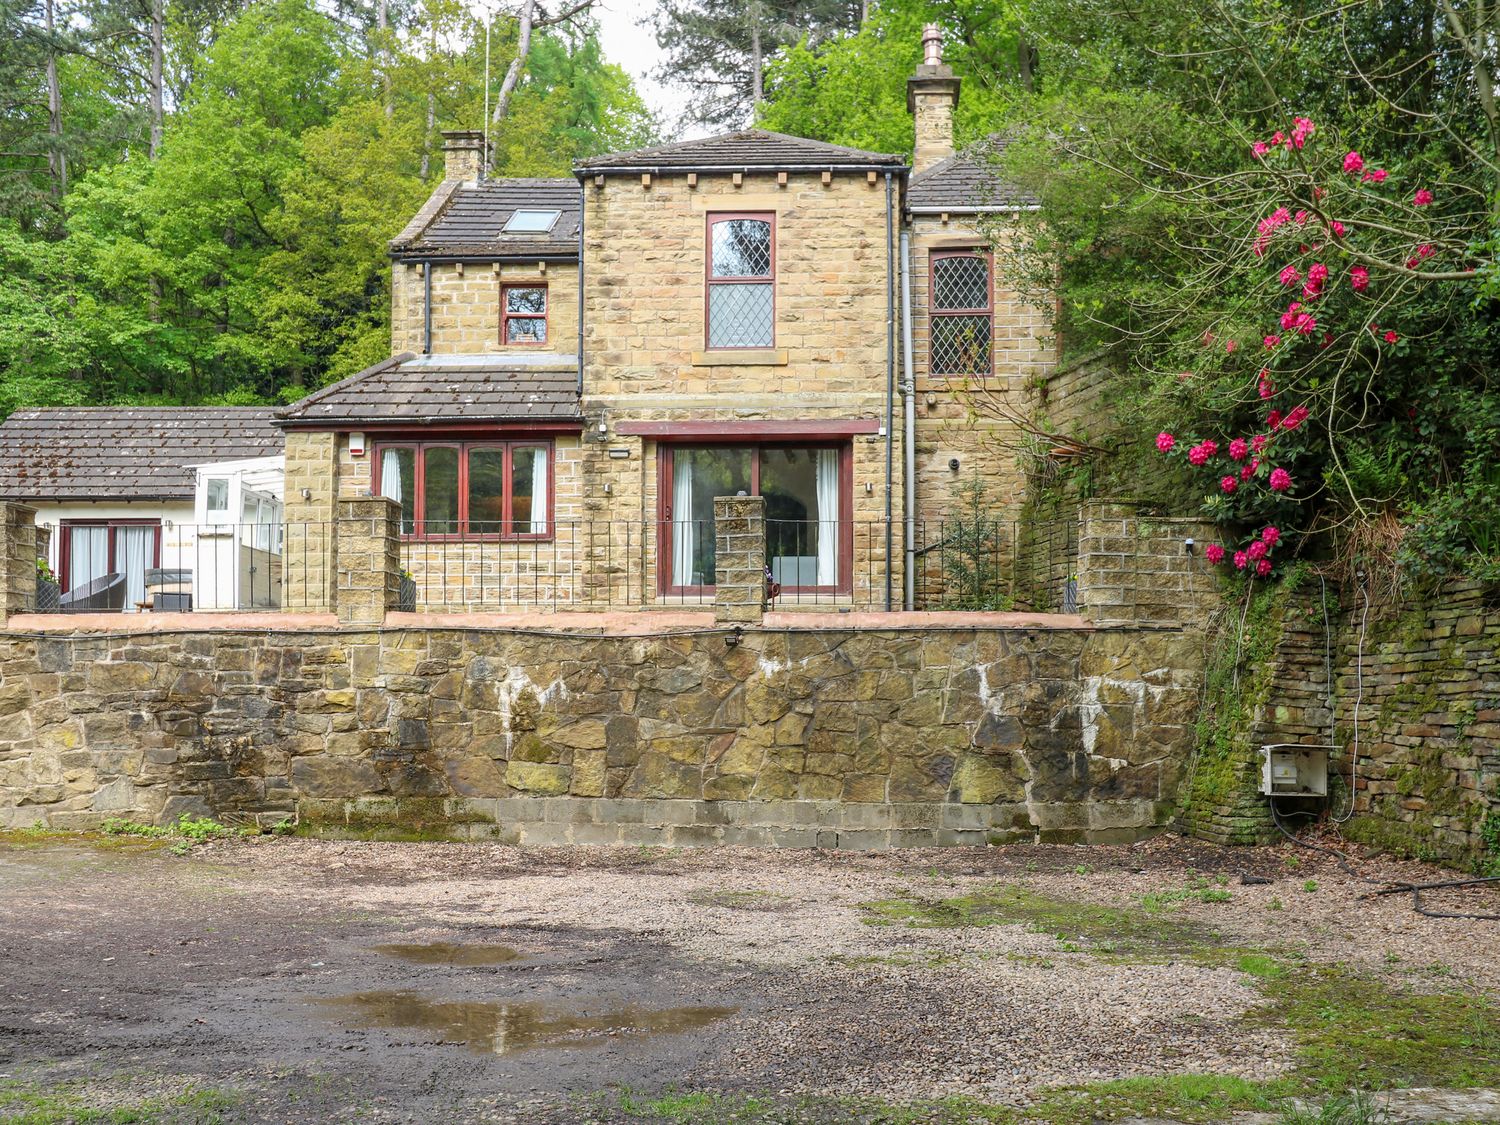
[930,250,993,376]
[58,520,161,595]
[501,284,548,345]
[706,212,775,349]
[374,440,552,540]
[657,441,851,595]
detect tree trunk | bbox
[491,0,536,127]
[44,0,65,199]
[750,13,763,108]
[1018,31,1034,94]
[378,0,392,120]
[149,0,164,158]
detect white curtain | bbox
[529,449,548,534]
[816,448,839,586]
[381,449,403,504]
[115,526,154,612]
[672,455,695,587]
[68,526,108,591]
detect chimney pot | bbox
[440,129,486,183]
[922,23,943,65]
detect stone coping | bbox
[5,608,1099,636]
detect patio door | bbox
[662,443,847,594]
[61,522,160,611]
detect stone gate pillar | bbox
[335,496,400,626]
[714,494,766,625]
[0,502,38,626]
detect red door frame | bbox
[656,441,853,596]
[58,519,162,594]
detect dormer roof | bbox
[389,177,580,259]
[575,129,906,174]
[907,136,1036,214]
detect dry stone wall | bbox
[0,622,1203,848]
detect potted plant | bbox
[397,568,417,612]
[35,557,59,611]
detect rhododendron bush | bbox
[992,0,1500,584]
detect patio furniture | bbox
[144,568,193,612]
[59,573,126,612]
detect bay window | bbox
[376,440,551,539]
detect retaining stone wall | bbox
[0,622,1204,848]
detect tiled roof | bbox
[389,178,581,257]
[907,136,1035,212]
[576,129,906,172]
[0,407,283,502]
[276,354,583,427]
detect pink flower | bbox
[1363,168,1388,184]
[1233,550,1249,570]
[1270,131,1285,146]
[1350,266,1369,292]
[1200,439,1219,457]
[1249,457,1261,472]
[1280,302,1301,330]
[1240,464,1254,481]
[1303,281,1323,300]
[1294,312,1318,336]
[1414,189,1434,206]
[1307,262,1328,284]
[1294,210,1309,225]
[1331,221,1346,238]
[1248,540,1267,560]
[1256,558,1273,577]
[1384,330,1399,343]
[1343,151,1364,174]
[1225,339,1238,354]
[1406,256,1420,270]
[1252,434,1268,453]
[1252,141,1270,158]
[1156,432,1176,453]
[1291,117,1315,148]
[1264,334,1282,349]
[1221,475,1239,494]
[1262,526,1281,546]
[1205,544,1226,564]
[1279,265,1302,287]
[1284,405,1309,430]
[1320,332,1334,349]
[1188,444,1210,466]
[1229,438,1249,461]
[1269,467,1293,492]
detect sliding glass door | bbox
[61,522,160,611]
[662,443,848,594]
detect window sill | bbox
[691,349,788,367]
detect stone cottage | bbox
[275,25,1051,612]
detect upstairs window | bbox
[376,441,551,539]
[503,209,560,233]
[502,285,547,345]
[706,213,774,349]
[930,251,993,376]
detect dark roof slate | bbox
[390,178,580,257]
[0,407,283,502]
[276,354,583,427]
[907,136,1035,212]
[576,129,906,171]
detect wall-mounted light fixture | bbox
[603,482,613,495]
[1184,537,1196,556]
[301,488,312,500]
[596,420,607,435]
[948,458,960,472]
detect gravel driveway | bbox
[1,833,1498,1123]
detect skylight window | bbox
[503,209,560,233]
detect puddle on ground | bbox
[373,942,526,966]
[317,991,737,1055]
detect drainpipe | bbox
[422,261,432,355]
[900,230,916,611]
[884,171,895,612]
[576,181,585,397]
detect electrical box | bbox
[1259,744,1331,797]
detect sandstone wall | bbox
[0,622,1203,848]
[392,261,579,357]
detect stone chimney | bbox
[441,130,486,183]
[907,24,961,176]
